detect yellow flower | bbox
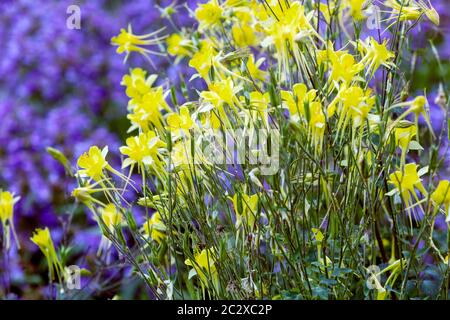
[343,0,367,20]
[246,55,266,82]
[30,227,63,282]
[166,106,195,134]
[189,41,217,80]
[249,91,270,125]
[230,193,259,229]
[166,33,192,57]
[120,131,166,170]
[309,101,326,154]
[318,42,364,84]
[388,163,427,204]
[195,0,223,31]
[358,37,395,75]
[121,68,156,106]
[232,23,256,48]
[431,180,450,217]
[384,0,439,26]
[77,146,111,181]
[0,191,20,249]
[265,2,315,68]
[127,86,170,132]
[328,85,374,132]
[281,83,317,118]
[111,25,166,61]
[143,212,166,244]
[332,53,364,83]
[209,78,237,107]
[99,204,122,233]
[185,248,217,287]
[394,124,417,150]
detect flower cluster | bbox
[1,0,449,300]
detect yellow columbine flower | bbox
[309,101,326,154]
[232,23,257,48]
[393,122,417,166]
[431,180,450,218]
[330,53,364,83]
[358,37,395,76]
[77,146,112,181]
[246,55,266,82]
[281,83,317,118]
[318,42,364,84]
[328,85,374,132]
[393,96,434,137]
[143,212,166,244]
[30,227,63,283]
[230,193,259,229]
[121,68,156,106]
[189,41,217,81]
[97,204,123,255]
[111,24,166,61]
[0,191,20,249]
[388,163,427,204]
[120,131,166,170]
[127,86,170,132]
[195,0,223,31]
[166,106,195,135]
[99,204,122,234]
[264,2,316,71]
[343,0,367,20]
[394,124,417,150]
[249,91,270,125]
[384,0,439,26]
[166,33,192,57]
[185,248,218,287]
[208,78,239,109]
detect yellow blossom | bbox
[0,191,20,249]
[388,163,427,204]
[230,193,259,229]
[309,101,326,154]
[99,204,122,233]
[343,0,367,20]
[358,37,395,75]
[121,68,157,106]
[394,124,417,150]
[195,0,223,31]
[246,55,266,81]
[111,24,166,61]
[185,248,218,287]
[167,106,195,134]
[384,0,439,26]
[431,180,450,218]
[143,212,166,244]
[281,83,317,118]
[166,33,192,57]
[77,146,111,181]
[328,85,374,132]
[120,131,166,170]
[30,227,63,282]
[232,23,257,47]
[127,86,170,132]
[189,41,217,80]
